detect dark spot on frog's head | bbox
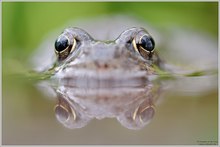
[104,63,108,68]
[94,61,109,69]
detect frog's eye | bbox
[132,34,155,59]
[54,35,76,60]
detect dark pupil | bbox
[55,37,69,52]
[140,35,155,51]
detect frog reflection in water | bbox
[45,27,163,130]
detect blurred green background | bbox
[2,2,218,145]
[2,2,218,62]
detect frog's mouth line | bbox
[53,69,152,89]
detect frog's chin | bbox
[53,69,151,88]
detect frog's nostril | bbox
[104,63,109,68]
[94,61,110,69]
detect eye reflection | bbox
[53,77,160,130]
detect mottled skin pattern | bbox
[48,27,162,130]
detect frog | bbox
[32,16,217,130]
[47,27,163,130]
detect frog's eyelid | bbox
[65,27,94,42]
[116,28,149,44]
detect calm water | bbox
[2,72,218,145]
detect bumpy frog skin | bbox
[42,27,163,130]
